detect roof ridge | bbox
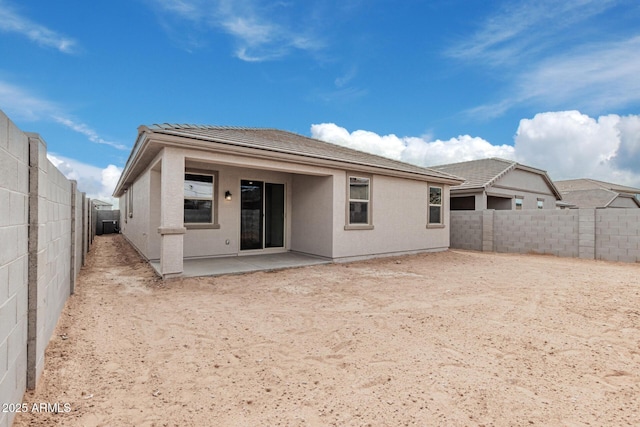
[484,160,516,189]
[152,123,280,131]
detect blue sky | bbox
[2,0,640,202]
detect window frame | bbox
[515,196,523,210]
[537,198,544,210]
[127,183,134,218]
[184,170,220,229]
[345,173,374,230]
[427,185,444,228]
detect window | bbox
[515,197,523,210]
[348,176,371,226]
[122,189,128,223]
[127,184,134,218]
[184,173,214,223]
[537,198,544,209]
[428,186,443,225]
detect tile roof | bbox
[146,124,463,182]
[429,158,518,190]
[555,178,640,195]
[555,179,640,208]
[556,188,618,209]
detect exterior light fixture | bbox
[224,191,232,201]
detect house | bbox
[112,124,463,278]
[555,178,640,209]
[429,158,562,210]
[91,199,113,210]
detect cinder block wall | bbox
[494,210,579,257]
[449,211,483,251]
[28,133,73,387]
[596,209,640,262]
[0,110,93,427]
[0,111,29,427]
[451,209,639,263]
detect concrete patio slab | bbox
[150,252,331,278]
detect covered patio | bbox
[149,252,331,278]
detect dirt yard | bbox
[14,235,640,426]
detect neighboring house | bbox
[113,124,463,278]
[91,199,113,210]
[430,158,562,210]
[555,179,640,209]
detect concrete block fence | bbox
[451,209,640,263]
[0,110,96,427]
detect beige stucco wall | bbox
[122,146,453,271]
[120,168,152,258]
[608,196,639,208]
[183,164,294,259]
[290,174,334,258]
[489,169,557,209]
[332,173,451,261]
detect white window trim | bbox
[427,185,444,228]
[345,173,374,230]
[184,170,220,229]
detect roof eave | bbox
[114,128,464,193]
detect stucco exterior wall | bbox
[290,174,334,258]
[608,196,639,209]
[183,164,294,259]
[495,168,553,194]
[120,169,152,258]
[453,169,557,211]
[332,174,451,261]
[124,146,453,271]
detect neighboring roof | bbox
[555,179,640,208]
[114,124,463,196]
[91,199,112,207]
[430,157,562,199]
[555,178,640,195]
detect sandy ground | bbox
[13,234,640,427]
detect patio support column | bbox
[158,147,185,278]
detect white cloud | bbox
[0,79,128,150]
[448,0,618,66]
[449,0,640,118]
[48,153,122,207]
[0,1,78,53]
[515,36,640,112]
[311,111,640,188]
[52,115,129,151]
[335,66,358,88]
[0,80,57,121]
[514,111,640,187]
[148,0,323,61]
[310,123,515,167]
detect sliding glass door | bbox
[240,180,285,251]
